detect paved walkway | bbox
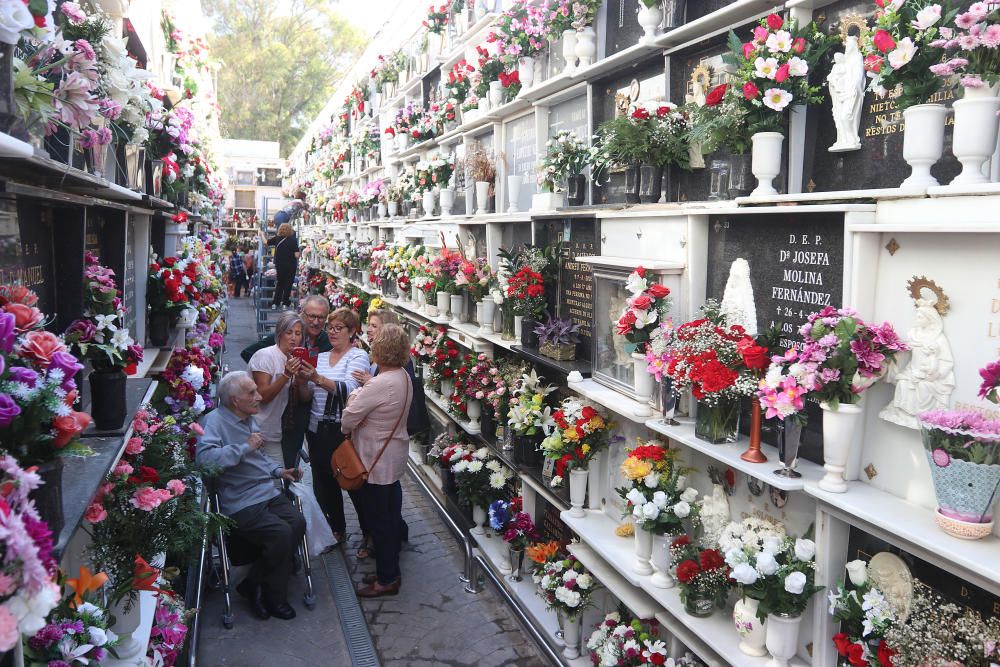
[197,295,544,667]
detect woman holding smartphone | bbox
[247,312,305,466]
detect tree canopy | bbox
[206,0,364,155]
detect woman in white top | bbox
[299,308,371,542]
[247,312,303,466]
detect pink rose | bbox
[125,437,145,455]
[167,479,186,496]
[84,502,107,524]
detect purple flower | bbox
[871,322,905,351]
[820,368,841,383]
[0,313,14,353]
[23,513,55,572]
[47,661,71,667]
[8,366,38,388]
[0,393,20,427]
[850,338,885,372]
[27,624,64,651]
[817,334,839,348]
[978,359,1000,402]
[48,351,83,389]
[65,319,97,343]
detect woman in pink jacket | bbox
[341,323,413,597]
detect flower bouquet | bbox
[428,335,462,395]
[533,554,598,622]
[534,317,580,361]
[540,397,613,488]
[452,447,513,512]
[669,535,731,617]
[448,352,476,421]
[25,570,120,666]
[507,370,557,466]
[454,353,500,430]
[506,265,547,321]
[664,301,760,443]
[423,4,448,35]
[456,256,494,303]
[618,440,698,535]
[615,267,672,355]
[538,130,589,204]
[428,433,470,469]
[156,346,216,417]
[828,559,897,667]
[918,407,1000,539]
[586,613,671,667]
[148,592,191,667]
[445,59,476,103]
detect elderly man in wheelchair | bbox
[197,371,306,621]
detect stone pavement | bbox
[197,294,545,667]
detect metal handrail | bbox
[405,459,480,593]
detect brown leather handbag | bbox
[331,375,410,491]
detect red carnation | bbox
[699,548,725,571]
[705,84,727,107]
[675,560,700,584]
[765,13,783,30]
[876,641,895,667]
[671,535,690,548]
[581,406,596,420]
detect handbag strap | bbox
[367,371,411,475]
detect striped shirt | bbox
[308,347,370,432]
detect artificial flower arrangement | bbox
[410,324,446,373]
[615,267,672,354]
[451,446,514,510]
[0,454,61,650]
[427,432,471,469]
[539,397,614,487]
[585,612,671,667]
[488,497,539,549]
[65,252,143,374]
[617,440,698,535]
[445,59,476,103]
[488,0,550,65]
[723,530,821,623]
[644,319,676,383]
[448,352,477,420]
[24,568,120,666]
[722,12,834,131]
[431,249,464,296]
[0,287,92,465]
[147,256,196,314]
[155,346,216,417]
[932,3,1000,88]
[423,4,449,34]
[828,559,897,667]
[453,353,500,416]
[85,407,227,608]
[394,101,422,137]
[862,0,956,109]
[485,358,526,430]
[757,306,906,417]
[525,539,562,570]
[533,553,598,621]
[507,369,557,438]
[147,592,191,667]
[506,266,547,320]
[547,0,602,33]
[538,130,589,192]
[629,102,692,171]
[456,256,494,302]
[669,535,731,617]
[684,82,754,156]
[427,335,463,393]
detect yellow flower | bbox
[621,457,652,481]
[588,416,606,431]
[563,427,580,442]
[581,443,591,455]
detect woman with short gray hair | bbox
[248,312,306,465]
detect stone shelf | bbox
[566,378,659,424]
[565,542,659,618]
[512,345,592,379]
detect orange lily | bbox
[65,566,108,608]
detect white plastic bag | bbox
[288,481,338,556]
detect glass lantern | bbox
[708,159,730,201]
[592,269,638,397]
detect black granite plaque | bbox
[805,0,960,192]
[536,496,574,545]
[535,217,597,361]
[546,94,588,139]
[603,0,644,57]
[85,209,126,281]
[685,0,739,22]
[0,197,54,316]
[422,66,442,107]
[123,224,137,339]
[847,528,999,619]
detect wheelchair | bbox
[206,450,318,628]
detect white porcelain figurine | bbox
[827,35,866,153]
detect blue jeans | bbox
[362,481,402,585]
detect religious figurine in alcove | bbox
[684,66,710,169]
[719,258,758,336]
[699,468,732,548]
[827,34,866,152]
[880,277,955,429]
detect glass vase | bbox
[501,302,515,341]
[683,589,718,618]
[695,396,741,444]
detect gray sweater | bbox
[197,406,282,515]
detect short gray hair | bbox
[300,295,331,313]
[274,312,303,341]
[218,371,254,408]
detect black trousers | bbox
[232,272,249,297]
[229,494,305,604]
[305,430,369,537]
[272,265,295,307]
[362,481,402,585]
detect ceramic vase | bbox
[388,200,398,218]
[467,399,482,429]
[575,26,596,68]
[949,83,1000,186]
[441,378,455,398]
[734,597,768,657]
[111,595,146,662]
[631,352,653,417]
[568,468,588,518]
[479,299,496,335]
[450,293,465,325]
[562,613,582,659]
[396,132,410,152]
[475,181,491,215]
[637,1,662,43]
[750,131,784,197]
[561,30,577,74]
[633,528,653,575]
[377,202,387,220]
[436,291,451,318]
[506,174,523,212]
[517,56,535,92]
[765,613,802,667]
[489,80,504,107]
[899,103,948,192]
[819,401,863,493]
[650,533,675,589]
[439,187,455,216]
[472,504,486,535]
[422,189,436,218]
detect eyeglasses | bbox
[327,325,348,334]
[303,314,326,321]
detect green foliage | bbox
[205,0,365,154]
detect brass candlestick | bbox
[740,397,768,463]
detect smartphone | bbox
[292,347,317,367]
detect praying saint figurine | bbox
[719,258,758,336]
[827,35,866,152]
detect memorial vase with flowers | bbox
[532,554,598,659]
[506,370,557,466]
[585,612,670,667]
[539,397,613,492]
[669,536,730,618]
[828,559,897,667]
[615,267,672,408]
[723,13,833,197]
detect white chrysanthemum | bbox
[182,364,205,390]
[467,460,484,473]
[488,471,507,489]
[474,446,490,460]
[452,459,469,473]
[485,460,502,473]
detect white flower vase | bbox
[110,595,145,662]
[475,181,491,215]
[633,527,653,575]
[948,84,1000,187]
[517,56,535,93]
[436,291,451,318]
[514,315,524,339]
[422,189,437,218]
[472,504,486,535]
[489,80,504,107]
[479,299,496,335]
[411,286,420,305]
[819,401,863,493]
[899,103,949,192]
[474,301,485,328]
[506,174,523,213]
[388,200,398,218]
[360,270,370,286]
[396,132,410,152]
[765,613,802,667]
[498,547,512,574]
[377,202,387,220]
[631,352,653,417]
[568,468,588,518]
[441,378,455,398]
[734,597,768,657]
[637,1,662,43]
[562,613,582,659]
[477,96,491,113]
[650,533,675,588]
[575,26,596,69]
[750,131,784,197]
[467,400,482,431]
[440,187,456,216]
[561,30,577,75]
[450,293,465,325]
